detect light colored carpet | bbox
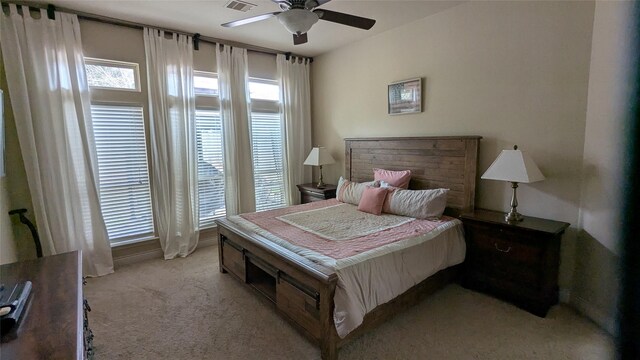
[85,245,614,359]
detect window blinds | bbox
[251,112,286,212]
[91,105,155,242]
[195,109,226,226]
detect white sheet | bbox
[333,222,465,337]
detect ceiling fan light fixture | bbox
[277,9,319,35]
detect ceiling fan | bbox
[221,0,376,45]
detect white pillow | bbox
[336,177,379,206]
[382,188,449,219]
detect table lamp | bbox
[303,147,335,188]
[481,145,545,222]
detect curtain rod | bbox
[0,1,313,61]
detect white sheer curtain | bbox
[277,54,312,205]
[216,44,255,215]
[144,28,199,259]
[0,5,113,276]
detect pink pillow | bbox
[358,186,388,215]
[373,168,412,189]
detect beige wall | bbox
[580,0,631,253]
[0,49,37,261]
[312,1,595,292]
[572,0,635,334]
[0,66,16,265]
[0,177,17,264]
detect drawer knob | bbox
[494,243,512,253]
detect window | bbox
[91,105,154,243]
[251,112,285,211]
[195,110,226,226]
[194,71,219,96]
[194,71,224,228]
[85,58,140,91]
[249,78,286,212]
[194,74,284,225]
[249,80,279,101]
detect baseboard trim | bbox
[113,246,164,268]
[113,229,218,268]
[569,293,617,336]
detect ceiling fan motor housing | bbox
[277,8,319,35]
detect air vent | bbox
[225,0,256,12]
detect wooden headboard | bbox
[345,136,482,215]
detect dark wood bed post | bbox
[319,281,339,360]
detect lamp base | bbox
[316,165,326,188]
[505,210,523,222]
[505,181,524,222]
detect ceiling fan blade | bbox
[221,11,281,28]
[293,32,308,45]
[314,9,375,30]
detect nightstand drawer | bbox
[470,254,541,289]
[468,224,543,267]
[301,194,324,203]
[297,183,337,204]
[465,271,539,301]
[303,189,326,197]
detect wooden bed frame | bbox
[216,136,481,359]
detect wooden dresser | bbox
[460,209,569,317]
[297,183,337,204]
[0,251,90,359]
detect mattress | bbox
[228,199,466,338]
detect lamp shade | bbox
[304,147,335,166]
[481,147,545,183]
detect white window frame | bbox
[85,57,141,92]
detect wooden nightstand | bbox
[297,183,337,204]
[460,209,570,317]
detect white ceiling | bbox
[47,0,464,57]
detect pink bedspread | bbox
[239,199,451,260]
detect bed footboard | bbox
[217,219,459,360]
[217,219,340,359]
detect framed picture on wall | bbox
[388,78,422,115]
